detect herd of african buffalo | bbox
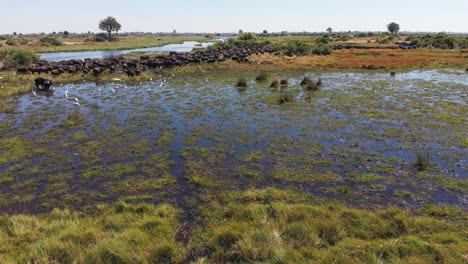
[16,43,275,80]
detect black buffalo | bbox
[34,77,53,90]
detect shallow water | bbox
[1,69,467,213]
[39,41,215,61]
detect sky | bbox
[1,0,467,34]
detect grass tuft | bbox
[255,71,269,82]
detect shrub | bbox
[2,49,39,69]
[236,78,248,87]
[19,38,29,45]
[459,37,468,49]
[5,38,16,46]
[415,149,430,171]
[282,41,311,56]
[40,36,63,46]
[300,77,322,89]
[339,34,353,41]
[277,92,294,104]
[406,33,460,49]
[432,33,456,49]
[255,71,269,82]
[312,43,333,55]
[94,33,108,42]
[237,33,258,42]
[270,79,279,88]
[316,35,329,44]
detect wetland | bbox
[1,69,466,214]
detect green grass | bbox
[350,173,385,182]
[0,35,209,53]
[0,202,183,264]
[0,188,466,263]
[190,188,467,263]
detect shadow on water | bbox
[1,69,467,216]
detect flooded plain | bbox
[0,69,467,214]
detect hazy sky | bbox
[1,0,467,34]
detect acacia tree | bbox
[387,22,400,37]
[326,27,332,34]
[99,16,121,38]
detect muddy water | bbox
[1,69,467,213]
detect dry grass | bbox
[210,49,468,71]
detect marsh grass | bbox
[0,203,184,264]
[255,71,269,82]
[236,78,248,91]
[277,92,294,104]
[270,78,279,88]
[414,149,431,171]
[190,188,468,263]
[62,107,83,127]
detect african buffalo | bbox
[34,77,53,90]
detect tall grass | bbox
[189,188,468,263]
[0,202,184,263]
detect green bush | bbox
[237,33,258,42]
[5,38,16,46]
[282,41,311,56]
[459,37,468,49]
[1,49,39,69]
[406,33,460,49]
[40,36,63,46]
[255,71,269,82]
[312,43,333,55]
[432,33,456,49]
[339,34,353,41]
[316,35,329,44]
[93,33,118,42]
[236,78,248,91]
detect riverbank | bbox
[0,35,212,53]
